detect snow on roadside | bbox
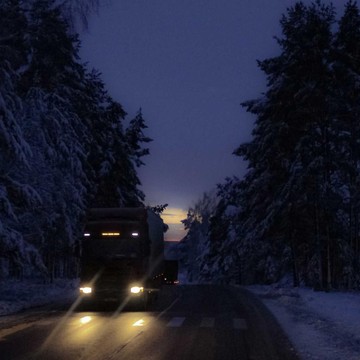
[246,284,360,360]
[0,279,78,316]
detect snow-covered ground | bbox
[246,284,360,360]
[1,279,360,359]
[0,279,78,316]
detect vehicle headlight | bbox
[130,286,144,294]
[80,286,92,294]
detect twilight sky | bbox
[80,0,346,241]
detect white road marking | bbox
[200,317,215,328]
[233,318,247,330]
[167,317,186,327]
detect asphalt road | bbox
[0,285,299,360]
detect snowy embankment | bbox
[246,284,360,360]
[0,279,78,316]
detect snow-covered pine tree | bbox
[18,0,91,280]
[120,108,153,205]
[0,0,152,280]
[234,1,337,287]
[74,69,112,197]
[332,0,360,288]
[202,178,245,284]
[92,107,152,207]
[178,191,218,283]
[178,1,360,290]
[125,108,152,167]
[0,0,44,278]
[90,97,130,207]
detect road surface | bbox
[0,285,299,360]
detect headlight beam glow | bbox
[80,287,92,294]
[130,286,144,294]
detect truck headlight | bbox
[80,286,92,294]
[130,286,144,294]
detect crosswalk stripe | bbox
[167,317,186,327]
[200,317,215,328]
[165,316,247,330]
[233,318,247,330]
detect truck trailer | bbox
[79,208,165,308]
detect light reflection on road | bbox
[33,311,155,359]
[132,319,145,327]
[79,316,92,324]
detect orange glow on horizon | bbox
[161,207,187,224]
[157,207,187,242]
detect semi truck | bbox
[79,208,166,308]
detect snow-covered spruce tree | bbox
[331,0,360,288]
[234,1,339,288]
[77,69,126,208]
[198,178,243,284]
[90,105,151,208]
[178,191,217,283]
[72,69,112,203]
[17,0,91,280]
[125,108,152,168]
[0,0,45,278]
[0,0,151,280]
[122,108,152,205]
[187,2,360,289]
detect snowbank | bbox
[246,284,360,360]
[0,279,78,316]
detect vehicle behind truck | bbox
[79,208,165,308]
[164,260,179,285]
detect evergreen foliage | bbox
[150,203,168,215]
[180,1,360,290]
[0,0,151,280]
[179,191,218,283]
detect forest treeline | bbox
[0,0,151,280]
[180,1,360,290]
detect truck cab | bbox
[79,208,165,308]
